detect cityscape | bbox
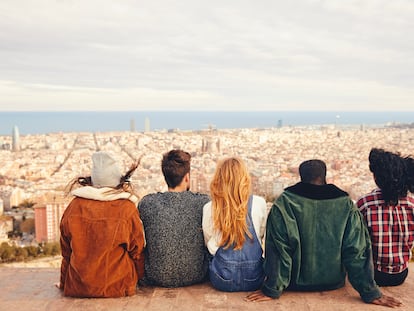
[0,123,413,248]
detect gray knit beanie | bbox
[91,151,122,188]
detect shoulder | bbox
[181,191,210,205]
[187,191,209,199]
[140,192,162,200]
[252,195,267,211]
[203,200,212,210]
[252,194,266,204]
[356,189,382,208]
[407,194,414,205]
[138,192,162,206]
[65,196,88,209]
[202,201,212,219]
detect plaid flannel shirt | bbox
[357,188,414,274]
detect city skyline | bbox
[1,125,413,243]
[1,1,413,112]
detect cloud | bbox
[0,0,413,111]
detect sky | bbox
[0,0,413,111]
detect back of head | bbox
[299,159,327,185]
[91,151,122,188]
[161,149,191,189]
[369,148,410,205]
[210,157,252,250]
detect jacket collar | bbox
[72,186,139,205]
[285,182,348,200]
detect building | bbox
[0,198,12,243]
[130,119,136,132]
[0,187,26,210]
[201,136,220,154]
[0,216,13,243]
[34,193,67,243]
[144,117,150,132]
[12,125,20,152]
[9,188,25,209]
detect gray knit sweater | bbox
[138,191,210,287]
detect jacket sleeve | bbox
[128,208,146,280]
[342,204,382,303]
[262,201,293,298]
[59,207,72,290]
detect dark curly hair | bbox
[369,148,414,206]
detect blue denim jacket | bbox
[209,196,265,292]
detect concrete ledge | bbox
[0,265,413,310]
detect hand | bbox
[371,295,402,308]
[245,290,274,302]
[54,282,62,290]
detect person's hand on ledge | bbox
[54,282,62,290]
[245,290,273,302]
[371,295,402,308]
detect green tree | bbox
[26,245,39,258]
[15,247,29,262]
[50,242,61,256]
[42,242,61,256]
[0,242,15,262]
[19,199,35,209]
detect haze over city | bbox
[1,0,413,111]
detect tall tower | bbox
[12,125,20,152]
[130,119,136,132]
[144,117,150,132]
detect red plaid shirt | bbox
[357,188,414,274]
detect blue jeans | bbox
[209,253,264,292]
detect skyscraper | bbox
[130,119,136,132]
[144,117,150,132]
[12,125,20,151]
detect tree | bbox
[0,242,15,262]
[15,247,28,261]
[19,199,35,209]
[42,242,61,256]
[25,245,39,258]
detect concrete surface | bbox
[0,264,413,311]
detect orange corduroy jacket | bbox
[59,192,145,298]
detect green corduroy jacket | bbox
[262,186,382,303]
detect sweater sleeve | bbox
[342,205,382,303]
[261,202,293,298]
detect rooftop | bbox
[0,263,413,311]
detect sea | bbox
[0,111,413,135]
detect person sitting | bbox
[247,159,401,308]
[357,148,414,286]
[202,157,267,291]
[59,151,145,298]
[138,149,210,287]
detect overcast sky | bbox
[0,0,413,111]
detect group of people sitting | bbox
[57,147,414,308]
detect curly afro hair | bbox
[369,148,413,206]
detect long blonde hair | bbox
[210,157,252,250]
